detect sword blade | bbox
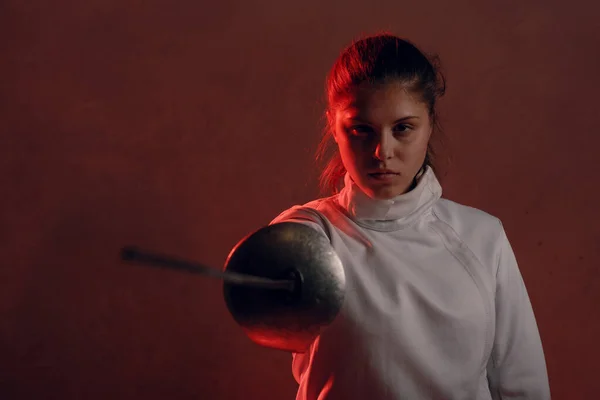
[120,246,295,291]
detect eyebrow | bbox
[345,115,420,124]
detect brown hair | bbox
[316,33,447,194]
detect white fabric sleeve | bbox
[487,223,551,399]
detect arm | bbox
[487,223,551,399]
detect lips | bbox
[367,171,399,182]
[368,170,399,176]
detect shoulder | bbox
[269,196,341,239]
[433,198,502,232]
[432,198,506,270]
[271,197,334,223]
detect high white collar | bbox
[335,166,442,231]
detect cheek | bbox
[413,137,430,156]
[336,138,369,174]
[406,130,431,156]
[337,138,358,161]
[341,138,371,161]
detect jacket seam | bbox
[430,208,495,378]
[490,220,505,399]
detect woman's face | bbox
[332,81,432,199]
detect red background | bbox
[1,1,598,398]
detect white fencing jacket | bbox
[271,166,550,400]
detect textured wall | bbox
[1,0,598,398]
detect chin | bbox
[373,189,401,199]
[366,185,405,200]
[354,173,412,199]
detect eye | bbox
[394,124,411,133]
[347,125,373,136]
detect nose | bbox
[374,132,393,161]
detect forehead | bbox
[338,81,428,121]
